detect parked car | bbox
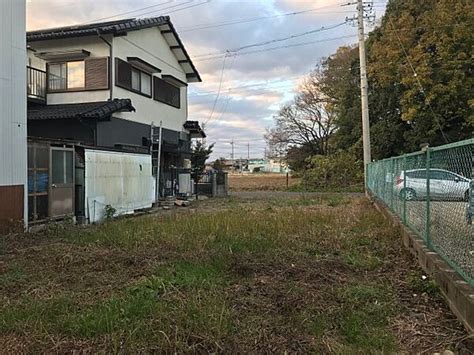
[395,169,471,201]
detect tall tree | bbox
[265,70,337,157]
[368,0,473,151]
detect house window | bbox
[141,72,151,96]
[131,67,152,96]
[48,61,85,91]
[131,68,140,91]
[153,77,180,108]
[115,58,152,97]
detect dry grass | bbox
[0,194,471,353]
[229,173,300,191]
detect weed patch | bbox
[0,194,470,353]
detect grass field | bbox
[0,194,471,353]
[228,173,364,193]
[229,173,300,191]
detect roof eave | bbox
[163,19,202,83]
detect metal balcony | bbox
[27,66,46,103]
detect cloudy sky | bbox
[26,0,387,159]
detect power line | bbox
[229,22,346,53]
[188,74,307,97]
[189,81,302,99]
[205,55,239,129]
[204,53,229,126]
[118,37,184,73]
[178,5,355,33]
[81,1,175,24]
[194,21,346,58]
[193,34,357,62]
[81,0,211,25]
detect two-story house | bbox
[25,16,205,224]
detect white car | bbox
[395,169,471,201]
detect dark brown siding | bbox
[115,58,132,90]
[0,185,24,234]
[85,57,109,90]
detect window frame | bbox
[130,66,152,98]
[153,76,181,109]
[115,59,153,98]
[47,60,86,92]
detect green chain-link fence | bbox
[367,138,473,285]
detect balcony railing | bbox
[27,66,46,103]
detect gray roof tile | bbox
[28,99,135,121]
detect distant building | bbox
[213,158,289,174]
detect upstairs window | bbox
[48,61,85,90]
[116,58,152,97]
[153,77,180,108]
[48,58,108,92]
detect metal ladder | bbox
[150,121,162,202]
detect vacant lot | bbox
[229,173,300,191]
[0,194,471,353]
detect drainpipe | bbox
[96,30,113,100]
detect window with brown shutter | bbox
[85,57,109,90]
[115,58,152,97]
[115,58,132,90]
[153,77,180,109]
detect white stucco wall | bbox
[112,27,189,132]
[0,0,27,225]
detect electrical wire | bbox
[193,21,347,58]
[145,0,211,17]
[188,74,307,97]
[81,0,212,25]
[193,34,357,62]
[229,22,346,53]
[205,55,238,130]
[119,37,184,73]
[203,53,229,126]
[81,0,174,24]
[178,6,355,33]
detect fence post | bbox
[402,155,407,224]
[425,148,431,248]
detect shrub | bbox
[301,152,363,189]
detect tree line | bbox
[266,0,473,179]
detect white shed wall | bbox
[84,149,154,223]
[0,0,27,225]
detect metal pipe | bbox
[96,30,113,100]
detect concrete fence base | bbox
[370,195,474,334]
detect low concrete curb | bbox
[370,196,474,334]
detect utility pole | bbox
[357,0,372,194]
[345,0,373,194]
[230,139,235,173]
[357,0,372,193]
[247,142,250,160]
